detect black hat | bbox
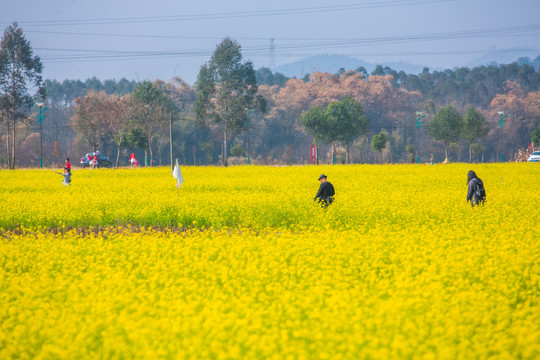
[318,174,327,180]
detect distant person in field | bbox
[93,154,98,169]
[466,170,486,207]
[65,158,71,174]
[129,152,138,167]
[314,174,335,208]
[55,168,72,186]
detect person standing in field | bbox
[466,170,486,207]
[65,158,71,174]
[129,152,138,167]
[314,174,335,208]
[93,154,98,169]
[55,168,72,186]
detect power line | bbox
[4,0,453,27]
[37,47,540,64]
[26,30,233,40]
[30,23,540,63]
[27,23,540,43]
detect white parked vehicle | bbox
[527,151,540,162]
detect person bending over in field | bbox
[55,167,72,186]
[314,174,335,208]
[466,170,486,207]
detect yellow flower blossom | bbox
[0,163,538,359]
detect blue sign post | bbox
[416,111,427,164]
[498,111,508,162]
[245,110,255,165]
[37,104,50,168]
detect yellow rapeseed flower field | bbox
[0,164,539,359]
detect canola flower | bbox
[0,163,539,359]
[1,163,538,231]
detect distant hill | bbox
[465,48,540,69]
[271,52,540,79]
[273,55,425,78]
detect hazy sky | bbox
[2,0,539,84]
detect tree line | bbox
[1,22,540,169]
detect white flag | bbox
[172,160,184,188]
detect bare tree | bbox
[130,81,172,166]
[71,91,111,152]
[107,94,131,167]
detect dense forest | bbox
[3,55,540,168]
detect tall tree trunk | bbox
[116,145,121,168]
[10,120,16,169]
[469,144,472,163]
[223,123,228,167]
[346,144,350,164]
[6,122,11,169]
[223,100,228,167]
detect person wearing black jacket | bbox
[314,174,335,208]
[466,170,486,207]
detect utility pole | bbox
[498,111,508,162]
[36,103,49,168]
[245,109,255,165]
[169,113,173,171]
[416,111,427,164]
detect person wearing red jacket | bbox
[64,158,71,174]
[129,152,138,167]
